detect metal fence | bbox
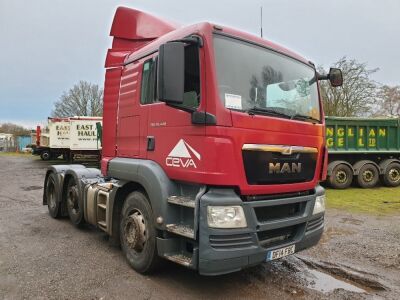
[0,134,16,152]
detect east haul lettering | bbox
[77,124,96,137]
[326,127,386,148]
[56,125,70,137]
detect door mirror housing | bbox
[157,42,185,104]
[328,68,343,87]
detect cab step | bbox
[163,253,193,268]
[97,203,106,210]
[167,196,195,208]
[166,224,194,239]
[98,220,107,229]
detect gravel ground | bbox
[0,155,399,300]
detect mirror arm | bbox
[317,72,329,81]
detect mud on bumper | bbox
[198,186,325,275]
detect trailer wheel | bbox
[382,162,400,187]
[357,163,379,188]
[46,172,61,218]
[66,177,84,225]
[120,191,160,274]
[41,150,51,161]
[328,164,353,189]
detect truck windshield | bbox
[213,35,320,121]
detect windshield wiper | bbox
[291,113,320,123]
[247,106,291,119]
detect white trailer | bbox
[33,117,102,161]
[48,118,70,149]
[69,117,102,151]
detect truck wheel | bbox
[66,177,85,225]
[120,191,160,274]
[382,162,400,187]
[357,163,379,188]
[41,150,51,161]
[45,173,61,218]
[328,164,353,189]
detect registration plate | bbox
[266,244,295,261]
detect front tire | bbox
[328,164,353,189]
[120,191,160,274]
[357,163,379,188]
[41,150,51,161]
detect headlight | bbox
[313,194,326,215]
[207,206,247,228]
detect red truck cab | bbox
[43,7,342,275]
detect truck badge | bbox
[268,162,302,174]
[166,139,201,168]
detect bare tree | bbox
[318,57,379,117]
[52,81,103,117]
[375,85,400,117]
[0,123,30,136]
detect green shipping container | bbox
[325,117,400,153]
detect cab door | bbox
[146,43,207,181]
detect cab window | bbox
[140,59,157,105]
[182,44,200,109]
[140,45,200,108]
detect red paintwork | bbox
[102,7,327,196]
[36,125,41,146]
[105,7,177,68]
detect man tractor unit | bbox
[43,7,342,275]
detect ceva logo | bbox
[166,139,201,168]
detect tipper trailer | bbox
[43,7,342,275]
[34,117,102,161]
[325,117,400,188]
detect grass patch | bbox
[326,187,400,215]
[0,152,33,157]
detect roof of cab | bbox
[106,7,311,68]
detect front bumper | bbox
[198,186,325,275]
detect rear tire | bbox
[120,191,160,274]
[357,163,379,188]
[328,164,353,189]
[41,150,51,161]
[66,177,85,225]
[46,173,61,218]
[382,162,400,187]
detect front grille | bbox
[242,149,317,185]
[257,225,297,248]
[306,216,324,232]
[254,202,306,223]
[209,233,253,250]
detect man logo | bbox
[166,139,201,168]
[268,162,302,174]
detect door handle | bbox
[147,136,155,151]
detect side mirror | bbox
[157,42,185,104]
[328,68,343,87]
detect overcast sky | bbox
[1,0,399,128]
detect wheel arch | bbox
[107,158,179,231]
[353,160,380,175]
[379,158,400,173]
[327,160,354,177]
